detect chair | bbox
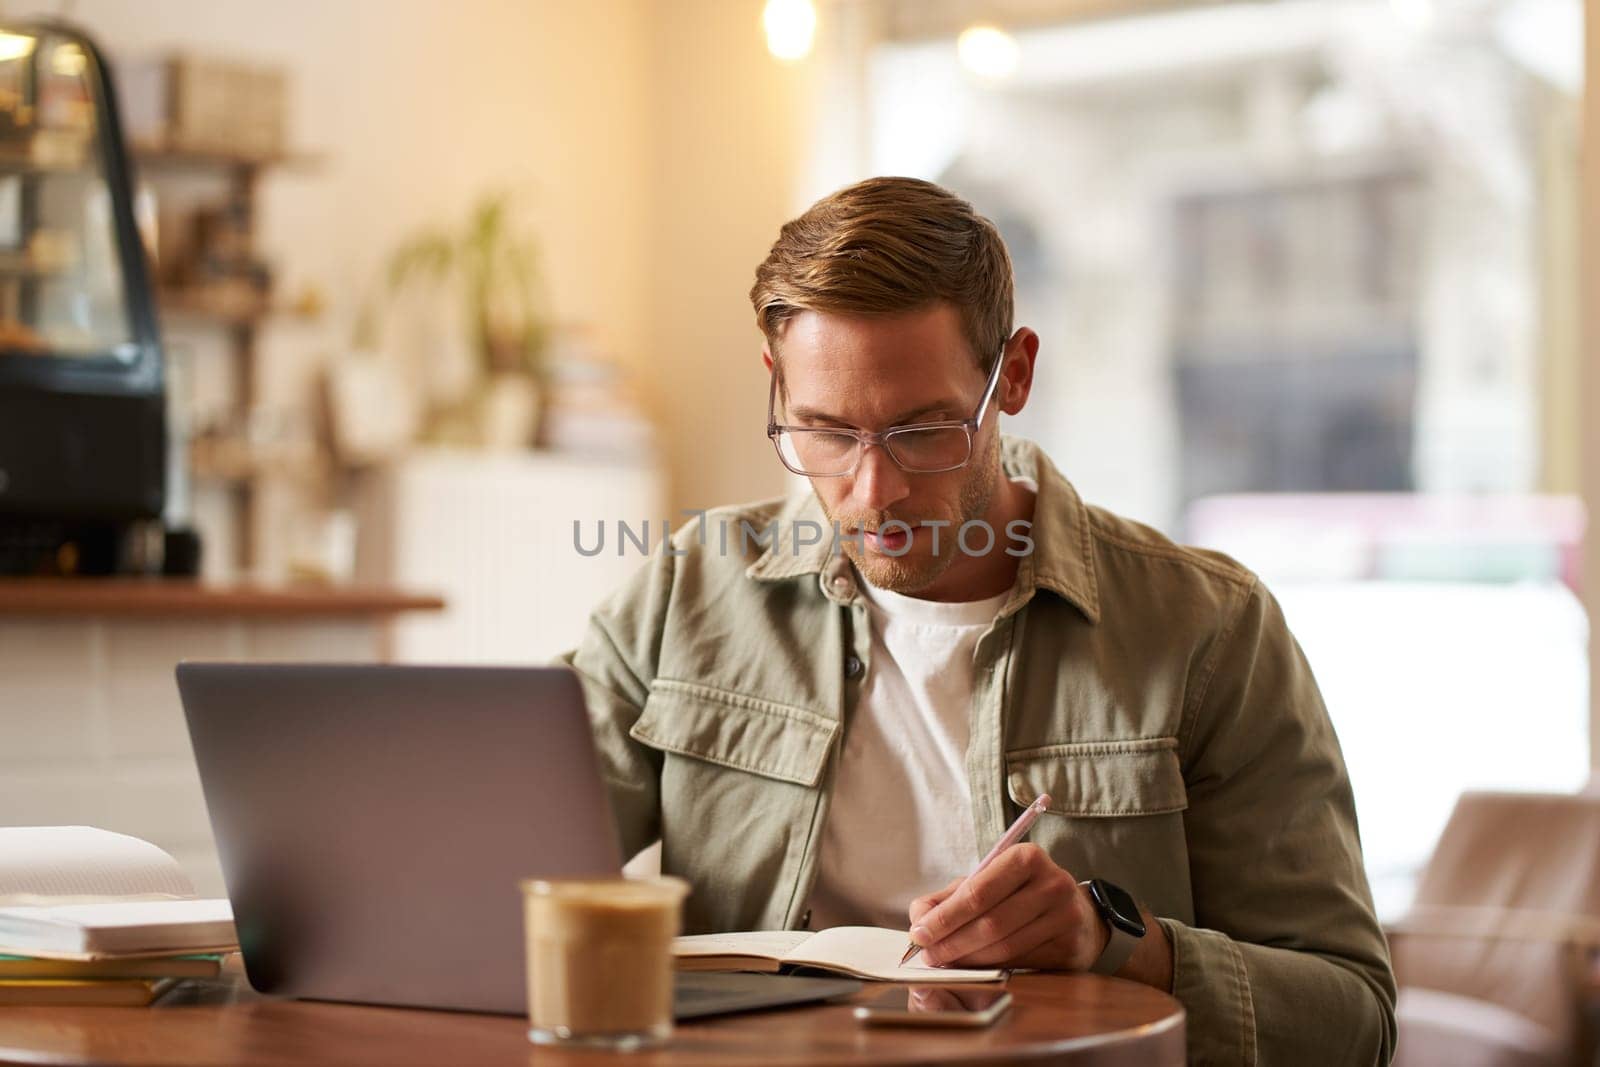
[1388,791,1600,1067]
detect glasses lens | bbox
[777,429,859,476]
[885,427,971,472]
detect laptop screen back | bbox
[177,663,622,1014]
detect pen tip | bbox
[899,944,919,966]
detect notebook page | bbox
[781,926,1002,983]
[0,828,195,907]
[673,930,812,961]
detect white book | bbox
[0,827,236,960]
[674,927,1003,983]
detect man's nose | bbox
[852,442,911,513]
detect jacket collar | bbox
[745,435,1100,624]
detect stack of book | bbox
[0,826,238,1006]
[539,327,656,460]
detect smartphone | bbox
[852,985,1013,1028]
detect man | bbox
[563,177,1395,1065]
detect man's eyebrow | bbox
[787,400,961,427]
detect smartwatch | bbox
[1082,879,1146,976]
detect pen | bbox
[900,792,1053,966]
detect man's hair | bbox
[750,176,1013,370]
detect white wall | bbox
[0,615,386,896]
[640,0,810,515]
[32,0,655,375]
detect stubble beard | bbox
[825,431,1002,595]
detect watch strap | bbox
[1090,922,1140,975]
[1081,879,1144,976]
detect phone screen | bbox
[853,985,1013,1026]
[866,987,1010,1014]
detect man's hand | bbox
[907,844,1173,991]
[907,844,1105,969]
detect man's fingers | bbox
[918,879,1054,966]
[910,845,1043,946]
[908,877,965,928]
[937,907,1062,968]
[943,882,1105,970]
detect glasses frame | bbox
[766,342,1008,478]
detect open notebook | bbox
[0,827,236,961]
[674,927,1003,983]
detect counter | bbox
[0,579,444,618]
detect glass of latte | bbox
[520,876,690,1050]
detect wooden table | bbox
[0,968,1185,1066]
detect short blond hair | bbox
[750,176,1013,369]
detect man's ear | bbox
[761,346,774,374]
[1000,329,1039,416]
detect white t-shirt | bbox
[805,576,1009,931]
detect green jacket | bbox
[562,436,1396,1065]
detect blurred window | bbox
[866,0,1586,915]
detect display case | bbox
[0,20,167,575]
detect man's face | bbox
[769,304,1004,594]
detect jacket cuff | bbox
[1157,917,1258,1066]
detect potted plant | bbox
[386,192,549,448]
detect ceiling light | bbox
[764,0,816,62]
[958,24,1019,80]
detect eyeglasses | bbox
[766,344,1007,477]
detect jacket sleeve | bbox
[554,546,675,863]
[1164,577,1397,1066]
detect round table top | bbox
[0,968,1186,1067]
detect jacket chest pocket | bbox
[630,678,837,932]
[1004,736,1192,913]
[631,678,836,786]
[1005,736,1187,817]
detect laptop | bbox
[176,663,859,1017]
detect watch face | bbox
[1090,880,1146,938]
